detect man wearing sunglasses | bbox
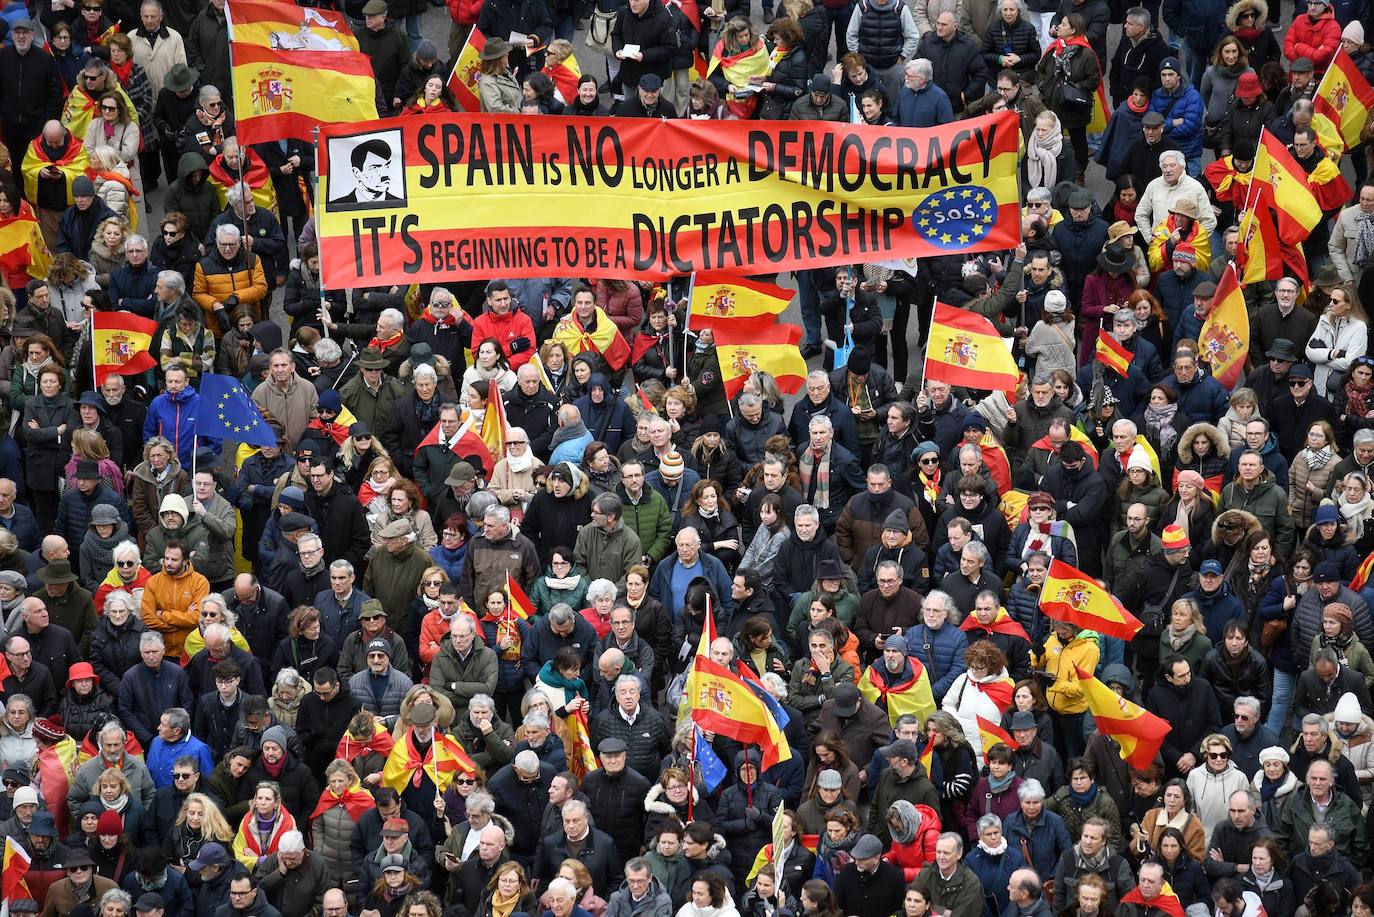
[1267,363,1337,462]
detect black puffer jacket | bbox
[767,46,810,110]
[582,766,653,863]
[1218,97,1276,156]
[88,610,147,697]
[981,15,1040,82]
[915,30,987,111]
[58,687,116,744]
[241,748,319,823]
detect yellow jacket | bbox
[1034,631,1100,714]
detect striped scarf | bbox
[798,446,832,510]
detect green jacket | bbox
[361,543,433,635]
[429,640,499,720]
[573,520,642,591]
[338,372,405,436]
[1220,473,1296,558]
[529,569,590,617]
[913,862,985,917]
[1274,787,1367,863]
[143,518,211,573]
[619,487,673,562]
[868,764,940,845]
[787,655,856,716]
[1103,529,1162,595]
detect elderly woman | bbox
[272,606,340,683]
[93,541,151,615]
[182,595,251,660]
[454,692,517,774]
[490,426,538,516]
[370,479,438,555]
[580,578,618,640]
[87,588,145,698]
[92,766,149,842]
[311,759,375,889]
[127,437,189,539]
[268,668,308,727]
[1185,733,1250,839]
[0,694,36,770]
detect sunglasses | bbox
[1208,751,1231,760]
[116,560,136,567]
[454,777,477,785]
[919,457,939,465]
[172,772,194,779]
[2,779,20,788]
[100,105,118,111]
[1290,379,1312,386]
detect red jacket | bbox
[595,282,644,340]
[448,0,483,25]
[882,803,941,881]
[470,308,536,369]
[1284,8,1339,71]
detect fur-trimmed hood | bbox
[644,780,698,815]
[399,353,455,381]
[1328,712,1374,751]
[1251,767,1299,799]
[1177,422,1231,464]
[1211,509,1262,548]
[1226,0,1269,30]
[545,461,591,500]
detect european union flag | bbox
[199,373,277,448]
[693,726,727,793]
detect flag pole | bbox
[681,271,695,379]
[314,125,330,339]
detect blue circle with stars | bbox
[912,185,998,250]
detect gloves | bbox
[745,806,760,822]
[509,336,531,354]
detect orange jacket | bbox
[140,563,210,659]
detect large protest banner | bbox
[315,111,1020,285]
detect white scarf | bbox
[505,449,534,473]
[1026,116,1063,190]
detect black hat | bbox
[350,421,371,438]
[883,509,910,534]
[61,848,95,869]
[639,73,663,91]
[75,459,101,480]
[847,348,872,376]
[698,415,721,435]
[809,72,833,93]
[11,314,38,337]
[1266,339,1300,362]
[135,894,165,914]
[77,390,106,413]
[280,512,313,533]
[816,557,843,581]
[831,684,861,716]
[599,737,628,754]
[1097,244,1134,274]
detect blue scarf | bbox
[1068,782,1098,807]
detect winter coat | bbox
[1199,646,1270,716]
[1284,7,1340,71]
[1036,41,1100,130]
[902,621,969,701]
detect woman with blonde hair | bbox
[65,427,124,495]
[41,254,98,336]
[233,781,297,869]
[272,606,340,683]
[490,426,538,516]
[1160,598,1212,674]
[83,88,141,202]
[359,455,399,515]
[168,791,235,869]
[1308,283,1369,393]
[339,426,389,495]
[88,217,129,288]
[310,759,376,889]
[1290,421,1341,530]
[477,861,536,917]
[87,145,134,225]
[370,478,437,554]
[1217,388,1261,453]
[709,18,769,118]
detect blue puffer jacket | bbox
[1005,807,1073,879]
[1007,576,1050,644]
[143,387,218,468]
[1183,581,1247,642]
[902,621,968,701]
[1148,84,1205,159]
[1160,370,1229,426]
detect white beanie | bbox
[1335,691,1363,725]
[1043,290,1068,314]
[1344,20,1365,43]
[11,786,38,808]
[1127,446,1152,472]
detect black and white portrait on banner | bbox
[326,128,406,210]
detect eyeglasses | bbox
[172,772,194,780]
[6,650,30,658]
[162,228,180,237]
[1208,751,1231,760]
[82,73,102,80]
[455,777,477,785]
[2,779,20,788]
[100,105,118,111]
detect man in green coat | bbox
[429,616,499,723]
[617,461,673,563]
[362,519,433,636]
[868,738,941,845]
[1274,758,1367,863]
[1219,453,1296,558]
[574,493,643,590]
[913,834,986,917]
[339,348,405,434]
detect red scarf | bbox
[336,725,396,763]
[1126,94,1148,114]
[208,150,271,194]
[109,58,133,84]
[369,330,404,351]
[968,677,1015,711]
[309,785,376,822]
[1043,33,1093,60]
[421,306,459,328]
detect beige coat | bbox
[1135,173,1216,240]
[129,26,188,95]
[490,456,538,508]
[1289,450,1338,530]
[252,374,319,450]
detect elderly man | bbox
[0,637,57,715]
[0,23,63,189]
[913,12,985,112]
[592,675,670,782]
[1136,150,1215,241]
[534,801,622,894]
[837,833,906,916]
[145,705,214,789]
[1276,760,1367,861]
[361,519,432,635]
[25,573,91,675]
[1219,452,1296,558]
[413,402,465,508]
[1292,649,1374,723]
[1203,788,1273,881]
[1117,862,1184,917]
[448,821,511,903]
[191,224,268,334]
[788,371,861,456]
[117,634,193,756]
[726,392,788,466]
[329,307,409,375]
[575,494,643,588]
[340,348,404,436]
[1006,868,1050,917]
[506,367,558,459]
[797,416,865,536]
[253,830,326,917]
[914,833,985,917]
[252,349,318,450]
[1329,181,1374,286]
[458,505,540,606]
[648,528,733,621]
[348,636,414,723]
[1251,280,1317,370]
[430,616,498,723]
[868,737,941,844]
[69,721,157,809]
[186,615,266,697]
[207,181,287,288]
[485,750,554,867]
[896,58,954,127]
[583,736,653,864]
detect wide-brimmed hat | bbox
[357,347,389,369]
[38,559,77,585]
[481,37,512,61]
[1097,244,1134,274]
[1266,338,1300,362]
[1168,198,1199,219]
[164,63,198,93]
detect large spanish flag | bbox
[1095,332,1132,377]
[447,28,486,112]
[687,273,793,334]
[1238,200,1307,287]
[226,0,377,144]
[92,312,158,384]
[479,379,508,458]
[61,83,137,143]
[21,134,89,205]
[858,656,936,727]
[553,307,631,372]
[976,714,1019,752]
[1198,264,1248,389]
[926,301,1019,393]
[1076,664,1171,769]
[713,322,807,398]
[381,727,476,794]
[1314,47,1374,155]
[207,148,280,219]
[1252,130,1320,246]
[0,201,51,285]
[1041,558,1144,641]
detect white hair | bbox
[215,223,241,243]
[1159,150,1186,167]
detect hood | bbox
[1177,422,1229,463]
[546,462,591,500]
[644,781,698,816]
[177,151,208,179]
[1099,663,1135,693]
[1211,509,1262,547]
[1226,0,1269,28]
[159,493,190,521]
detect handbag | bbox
[1060,83,1091,109]
[586,5,618,55]
[1260,578,1293,649]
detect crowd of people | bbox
[6,2,1374,917]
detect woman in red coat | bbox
[1078,244,1138,367]
[594,279,644,342]
[882,800,941,881]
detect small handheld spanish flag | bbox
[1095,331,1133,377]
[976,715,1020,752]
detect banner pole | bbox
[314,125,329,339]
[682,271,696,380]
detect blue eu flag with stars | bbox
[199,374,277,447]
[693,726,728,793]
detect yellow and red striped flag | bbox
[960,605,1030,642]
[92,312,158,384]
[545,49,581,103]
[918,740,934,776]
[566,709,599,780]
[1076,665,1170,768]
[1042,558,1144,641]
[447,28,486,112]
[2,837,32,903]
[21,133,88,205]
[857,656,936,727]
[687,273,793,334]
[713,323,807,399]
[1237,200,1300,286]
[1352,550,1374,591]
[1095,332,1133,376]
[505,571,533,620]
[1252,130,1321,246]
[479,379,508,458]
[380,728,476,794]
[926,301,1020,394]
[0,201,51,286]
[553,307,631,372]
[976,714,1020,752]
[226,0,377,144]
[1314,47,1374,155]
[1198,263,1249,389]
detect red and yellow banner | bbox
[505,571,533,620]
[858,655,936,727]
[1252,130,1320,245]
[316,111,1022,285]
[1095,332,1132,377]
[1198,264,1249,389]
[92,311,157,384]
[925,301,1019,392]
[1075,665,1171,769]
[227,0,377,144]
[1042,558,1144,641]
[1314,47,1374,155]
[0,201,51,285]
[1353,550,1374,591]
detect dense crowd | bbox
[8,2,1374,917]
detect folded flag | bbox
[693,725,728,792]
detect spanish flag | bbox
[961,606,1030,642]
[92,312,158,384]
[1041,558,1143,641]
[1352,549,1374,591]
[381,727,476,794]
[207,148,280,219]
[1237,200,1291,285]
[1075,664,1170,767]
[545,50,581,104]
[61,83,137,142]
[2,836,32,902]
[1041,36,1110,133]
[980,433,1013,494]
[707,36,771,119]
[1198,264,1249,389]
[447,28,486,112]
[1304,150,1354,212]
[1252,130,1320,246]
[479,379,508,458]
[713,322,807,399]
[505,571,533,620]
[308,779,376,822]
[414,415,494,477]
[21,133,89,206]
[858,656,936,727]
[553,307,631,371]
[687,273,793,334]
[925,301,1019,393]
[918,740,934,776]
[976,714,1019,752]
[565,709,599,780]
[226,0,377,144]
[1095,332,1133,377]
[1118,886,1185,917]
[1314,47,1374,155]
[0,200,51,286]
